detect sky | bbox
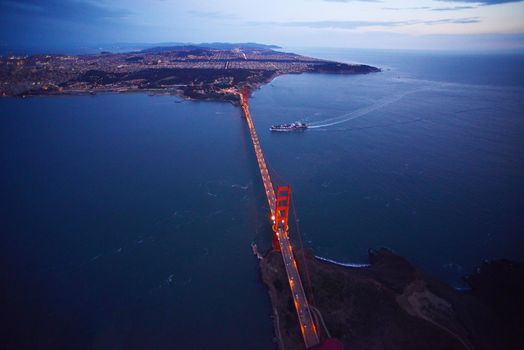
[1,0,524,51]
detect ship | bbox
[269,121,308,132]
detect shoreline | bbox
[314,255,370,268]
[259,247,523,350]
[1,46,380,101]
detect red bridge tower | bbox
[272,185,291,250]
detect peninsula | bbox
[0,43,379,102]
[260,248,524,350]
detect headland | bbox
[259,248,523,350]
[0,43,379,102]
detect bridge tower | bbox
[241,86,250,105]
[272,186,291,250]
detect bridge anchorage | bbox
[240,88,322,349]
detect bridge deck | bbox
[240,93,320,348]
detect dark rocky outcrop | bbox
[260,248,523,350]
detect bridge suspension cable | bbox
[290,195,317,311]
[240,90,320,349]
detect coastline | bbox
[259,247,523,350]
[0,46,380,101]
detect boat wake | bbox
[308,89,425,129]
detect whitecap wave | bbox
[315,255,370,268]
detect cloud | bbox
[323,0,382,2]
[0,0,131,23]
[280,20,398,29]
[432,6,477,11]
[257,17,481,30]
[188,10,239,20]
[0,0,134,47]
[435,0,523,5]
[384,0,522,11]
[383,5,477,11]
[382,6,432,10]
[426,17,481,24]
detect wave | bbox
[231,183,249,190]
[315,255,370,268]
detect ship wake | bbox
[308,89,425,129]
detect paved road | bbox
[241,93,320,348]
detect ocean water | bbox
[254,48,524,284]
[1,49,524,348]
[1,95,274,349]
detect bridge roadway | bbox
[240,93,320,348]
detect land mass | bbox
[0,44,379,102]
[260,248,523,350]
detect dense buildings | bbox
[0,45,379,101]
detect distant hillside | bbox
[141,42,281,53]
[0,42,281,56]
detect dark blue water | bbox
[255,48,524,285]
[1,96,274,349]
[1,49,524,348]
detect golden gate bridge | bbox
[240,88,325,349]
